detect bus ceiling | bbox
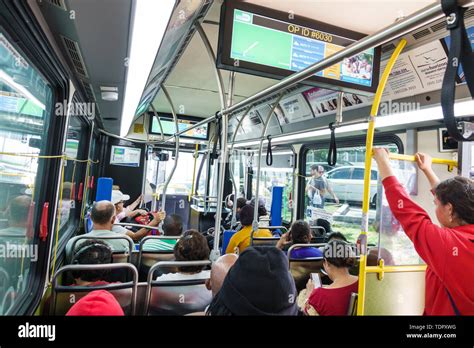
[130,0,473,146]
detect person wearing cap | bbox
[111,190,146,223]
[66,290,124,316]
[206,246,299,315]
[111,190,166,242]
[225,205,272,254]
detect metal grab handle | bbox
[70,235,135,263]
[114,222,159,231]
[252,94,285,233]
[51,263,138,315]
[138,235,181,268]
[160,85,180,212]
[144,260,211,314]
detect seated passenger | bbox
[188,254,239,316]
[367,247,395,266]
[303,240,358,316]
[66,290,124,316]
[66,201,131,259]
[206,246,298,315]
[225,205,272,254]
[112,190,146,223]
[156,230,210,281]
[141,214,183,252]
[71,239,113,286]
[206,254,238,297]
[276,220,323,259]
[0,195,31,238]
[326,231,348,242]
[373,149,474,315]
[111,190,165,242]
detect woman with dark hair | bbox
[303,240,358,315]
[156,229,210,281]
[373,149,474,315]
[276,220,323,259]
[206,246,299,316]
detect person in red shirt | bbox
[66,290,124,316]
[304,240,358,315]
[373,148,474,315]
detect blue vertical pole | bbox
[95,177,113,202]
[270,186,283,227]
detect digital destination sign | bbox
[149,114,209,140]
[217,1,381,94]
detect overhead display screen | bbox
[149,114,209,140]
[217,1,381,94]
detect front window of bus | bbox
[0,32,53,314]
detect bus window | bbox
[147,151,206,197]
[303,143,399,244]
[0,31,53,314]
[58,116,87,240]
[251,150,294,222]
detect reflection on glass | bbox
[304,145,398,244]
[0,32,52,314]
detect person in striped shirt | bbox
[141,214,183,252]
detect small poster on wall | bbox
[110,145,141,167]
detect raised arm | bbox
[372,148,447,274]
[415,153,440,190]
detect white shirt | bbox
[156,270,210,282]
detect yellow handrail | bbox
[357,39,407,316]
[388,153,457,171]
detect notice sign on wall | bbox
[110,146,141,167]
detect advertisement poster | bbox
[378,40,447,101]
[278,94,313,124]
[303,87,368,117]
[110,146,141,167]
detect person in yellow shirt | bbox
[225,204,272,254]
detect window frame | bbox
[0,1,70,315]
[297,134,404,220]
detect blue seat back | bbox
[221,230,237,254]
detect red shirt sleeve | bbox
[382,176,447,280]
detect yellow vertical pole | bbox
[357,39,407,315]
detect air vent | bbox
[412,28,431,40]
[466,8,474,19]
[381,43,396,54]
[62,36,88,78]
[81,81,96,102]
[45,0,67,10]
[430,21,446,33]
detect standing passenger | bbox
[373,148,474,315]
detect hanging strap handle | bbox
[327,122,337,166]
[441,0,474,142]
[266,135,273,166]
